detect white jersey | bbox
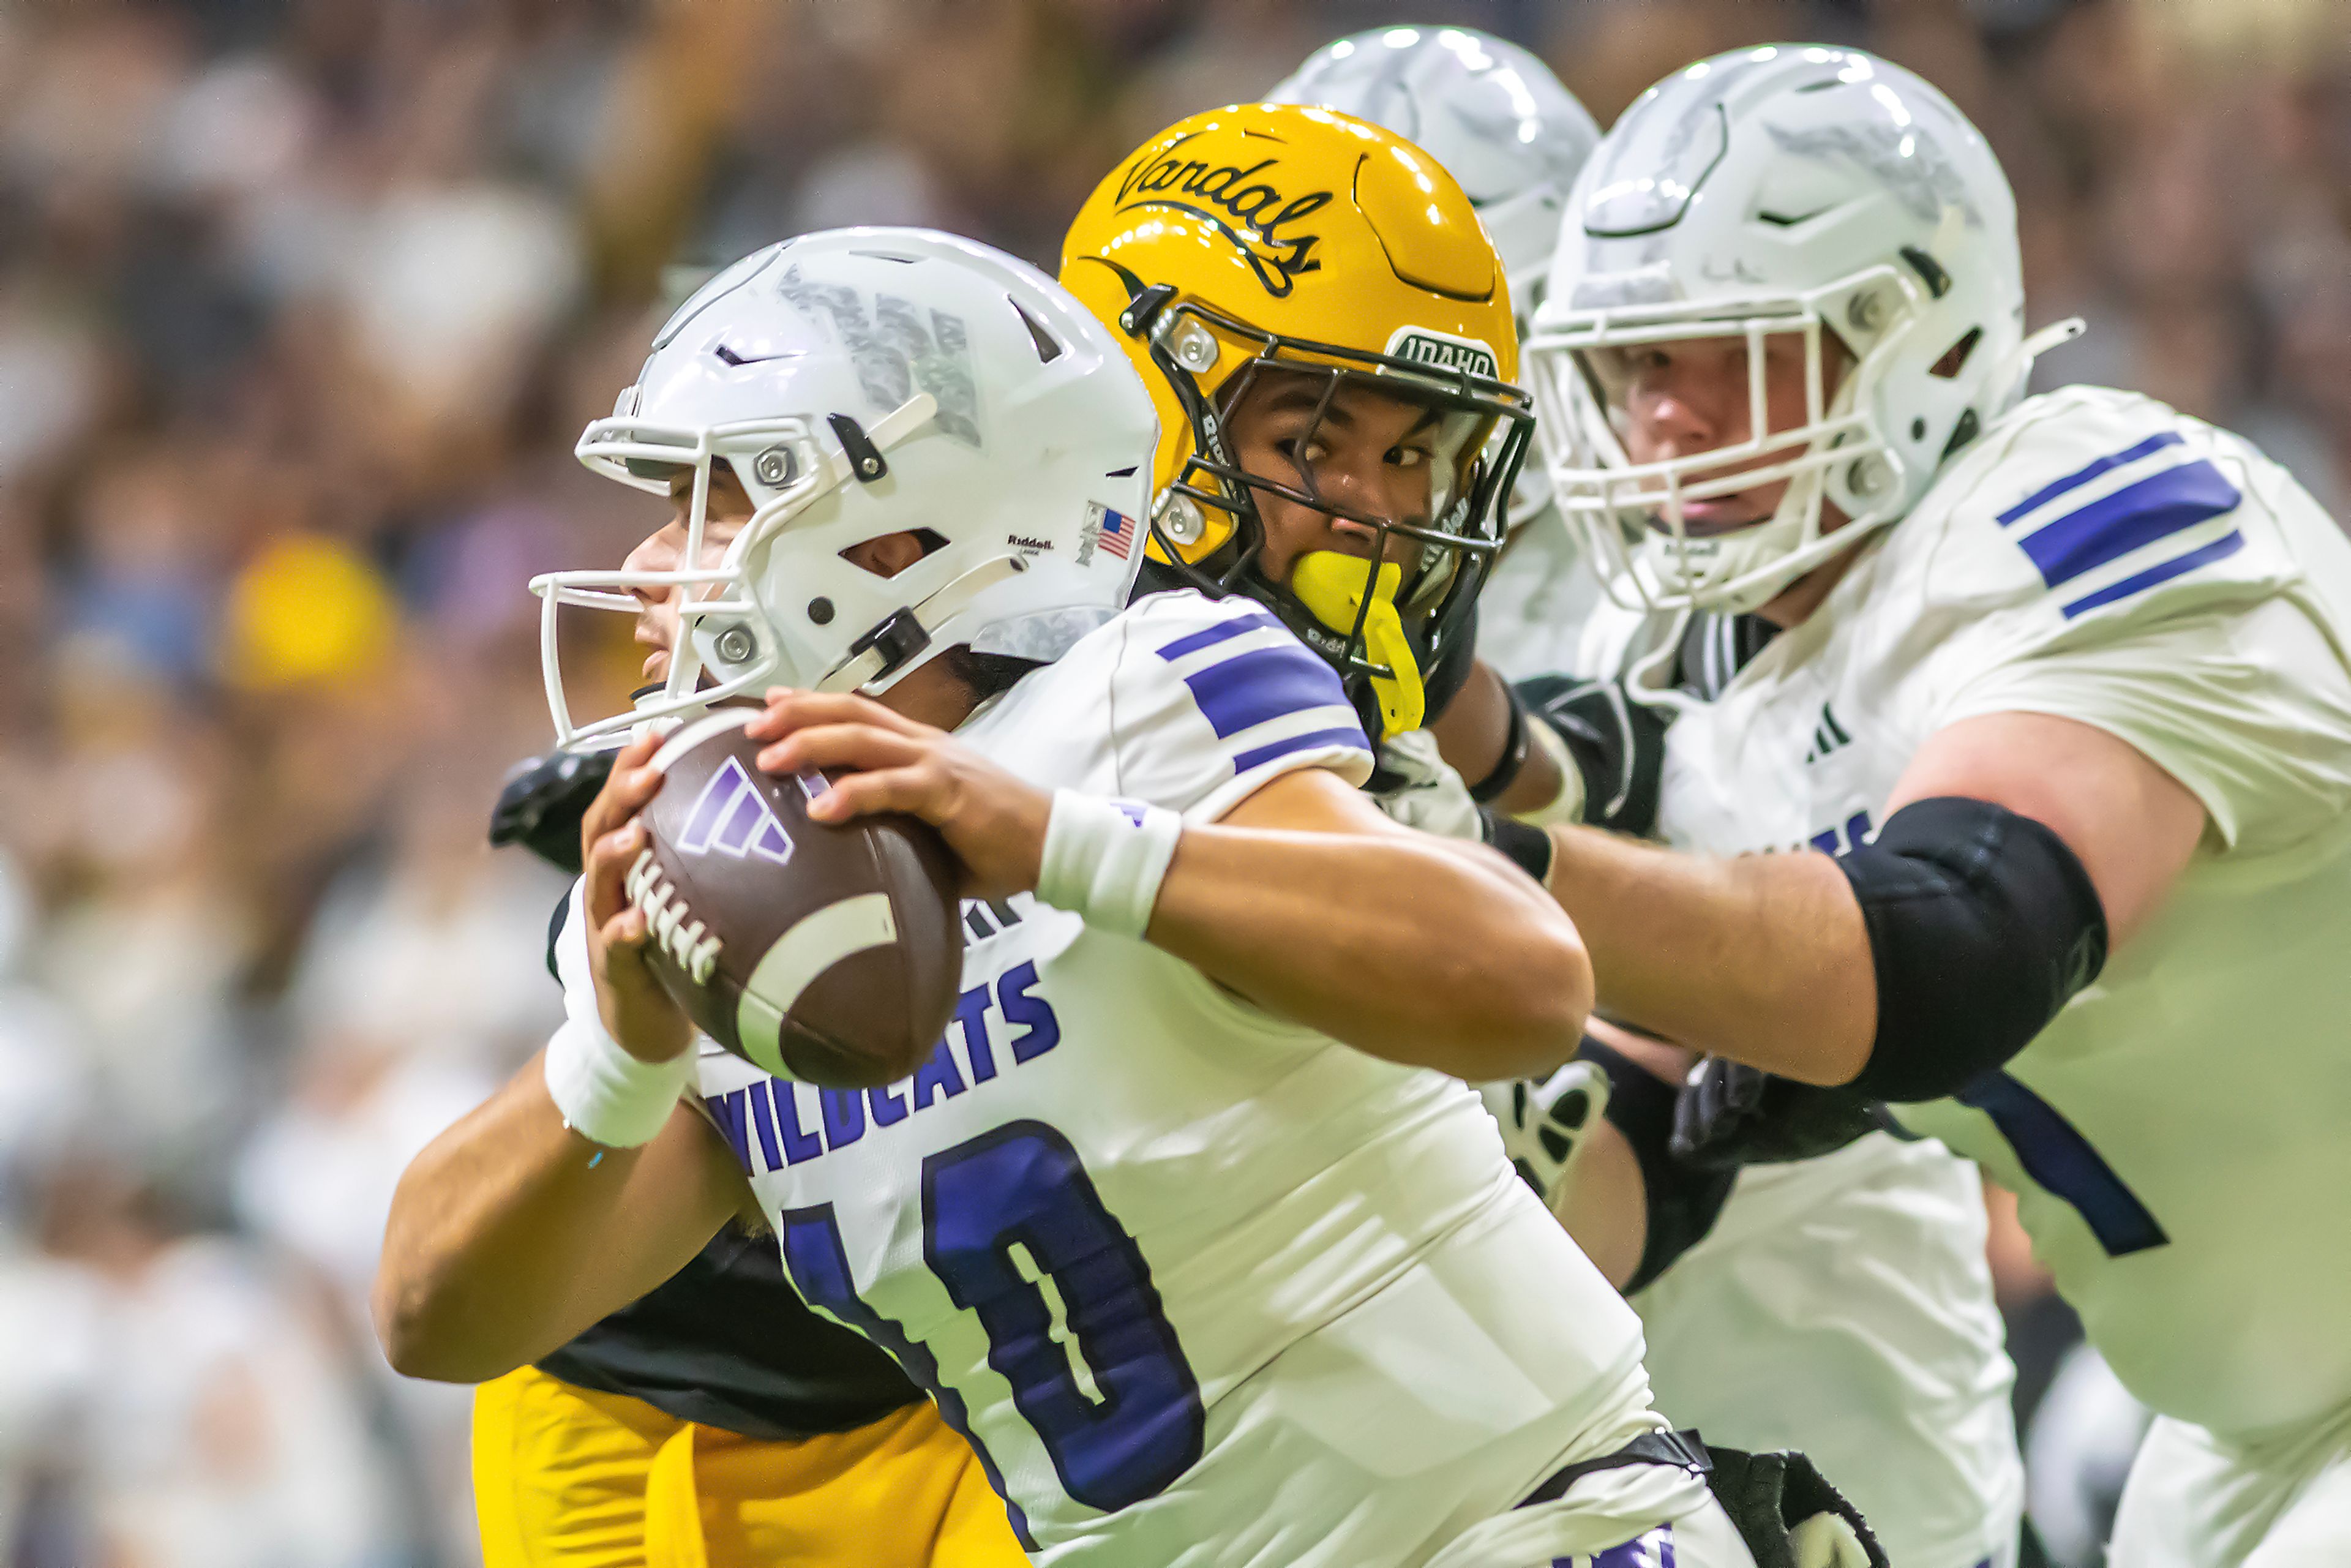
[1600,386,2351,1441]
[1513,607,2024,1568]
[566,590,1712,1567]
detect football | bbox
[628,707,964,1087]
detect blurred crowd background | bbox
[0,1,2343,1563]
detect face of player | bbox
[1584,330,1851,535]
[624,466,759,683]
[1222,372,1444,588]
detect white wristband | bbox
[1513,710,1586,829]
[543,1014,695,1148]
[1033,791,1183,939]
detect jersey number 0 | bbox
[778,1119,1207,1515]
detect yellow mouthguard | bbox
[1289,550,1424,738]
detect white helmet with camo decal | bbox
[532,227,1157,751]
[1265,25,1599,324]
[1527,45,2081,613]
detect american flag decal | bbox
[1099,505,1134,559]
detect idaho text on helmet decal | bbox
[1113,132,1332,297]
[774,265,983,445]
[1384,326,1498,381]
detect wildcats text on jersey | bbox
[705,902,1060,1177]
[664,591,1676,1567]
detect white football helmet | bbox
[1266,26,1598,531]
[533,228,1157,751]
[1265,26,1599,318]
[1526,45,2082,613]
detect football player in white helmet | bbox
[1278,31,2028,1568]
[1454,43,2351,1568]
[1264,24,1605,677]
[372,211,1854,1568]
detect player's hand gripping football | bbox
[745,689,1052,901]
[578,731,693,1064]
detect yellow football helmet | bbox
[1061,102,1533,737]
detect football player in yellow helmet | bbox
[1062,102,1534,740]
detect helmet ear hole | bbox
[1930,327,1983,380]
[837,528,948,581]
[1011,299,1064,364]
[1939,408,1982,463]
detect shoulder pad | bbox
[1900,386,2295,633]
[1106,588,1373,819]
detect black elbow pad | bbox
[1837,797,2109,1103]
[1577,1038,1736,1293]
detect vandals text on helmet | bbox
[1115,133,1332,298]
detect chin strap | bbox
[796,387,1030,695]
[1289,552,1424,737]
[816,555,1030,694]
[829,393,935,487]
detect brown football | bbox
[628,707,964,1087]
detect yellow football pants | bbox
[473,1365,1030,1567]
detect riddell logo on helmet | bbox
[1384,328,1498,381]
[1114,133,1331,297]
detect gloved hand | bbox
[1478,1060,1611,1205]
[1513,673,1671,838]
[1700,1444,1891,1568]
[488,748,615,872]
[1369,728,1483,842]
[1670,1057,1889,1171]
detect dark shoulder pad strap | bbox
[1513,673,1670,838]
[1480,811,1556,883]
[1518,1428,1712,1509]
